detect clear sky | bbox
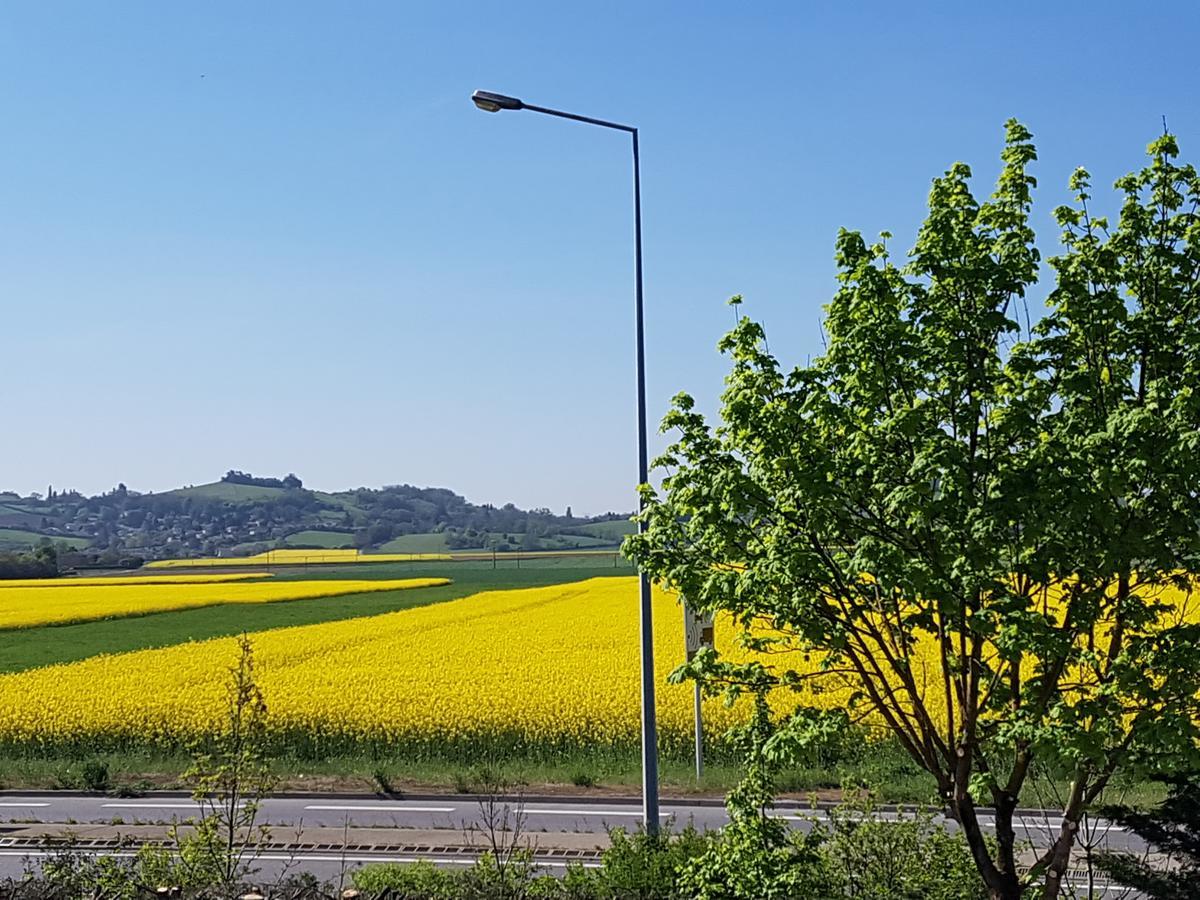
[2,2,1197,514]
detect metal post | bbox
[694,681,703,782]
[470,90,659,835]
[632,128,660,834]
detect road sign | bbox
[684,605,714,660]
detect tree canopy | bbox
[627,121,1200,900]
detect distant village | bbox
[0,472,630,567]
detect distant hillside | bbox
[0,472,633,562]
[0,528,89,552]
[163,482,288,503]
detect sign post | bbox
[683,603,715,782]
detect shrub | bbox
[353,859,456,898]
[593,824,710,899]
[821,799,986,899]
[54,758,110,792]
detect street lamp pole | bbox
[471,90,660,834]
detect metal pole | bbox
[632,128,660,834]
[471,92,659,835]
[694,681,703,782]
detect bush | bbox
[679,814,831,900]
[27,847,141,900]
[54,758,110,792]
[821,800,987,900]
[351,827,706,900]
[593,824,710,899]
[353,859,456,898]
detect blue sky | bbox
[2,2,1197,514]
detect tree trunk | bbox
[991,793,1023,898]
[953,794,1023,900]
[1039,820,1080,900]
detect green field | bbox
[0,557,635,674]
[0,505,43,528]
[283,529,354,548]
[159,482,287,502]
[538,533,613,549]
[573,519,636,542]
[0,528,90,550]
[378,532,450,553]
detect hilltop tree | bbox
[627,123,1200,900]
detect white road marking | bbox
[1014,818,1128,835]
[100,803,209,809]
[526,809,670,818]
[0,803,49,808]
[303,805,456,813]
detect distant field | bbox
[378,532,450,553]
[159,482,287,502]
[573,519,636,542]
[0,573,273,588]
[0,503,55,515]
[540,533,613,549]
[146,548,450,568]
[0,506,44,529]
[376,532,620,553]
[0,559,633,673]
[0,577,448,630]
[144,548,623,569]
[284,530,354,548]
[0,528,90,550]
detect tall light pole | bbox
[471,89,659,833]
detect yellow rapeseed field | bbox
[0,577,741,753]
[0,573,274,588]
[146,549,451,568]
[0,577,449,630]
[2,576,1191,756]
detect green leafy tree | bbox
[627,123,1200,900]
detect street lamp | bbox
[471,89,659,834]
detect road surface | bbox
[0,792,1147,892]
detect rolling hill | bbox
[0,473,634,563]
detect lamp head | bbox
[472,90,524,113]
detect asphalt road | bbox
[0,791,1147,854]
[0,792,1150,896]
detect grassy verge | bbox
[0,746,912,799]
[0,560,634,673]
[0,743,1164,809]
